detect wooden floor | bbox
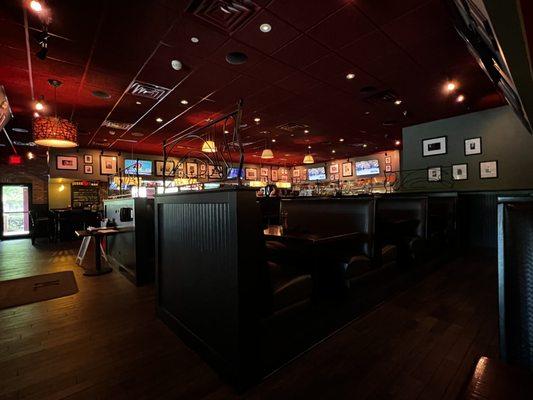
[0,239,498,400]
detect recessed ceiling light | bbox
[135,101,141,105]
[254,117,261,123]
[272,139,276,142]
[224,130,229,134]
[363,144,367,148]
[92,90,111,99]
[339,138,344,142]
[394,99,402,105]
[33,112,39,118]
[395,140,401,146]
[446,81,457,92]
[171,60,182,71]
[180,99,189,105]
[346,73,356,80]
[260,23,272,33]
[364,111,371,116]
[332,149,336,154]
[12,127,29,133]
[109,130,116,136]
[191,37,199,43]
[35,101,44,111]
[156,117,163,123]
[308,145,312,149]
[27,151,35,160]
[304,129,309,134]
[30,0,42,12]
[456,94,465,103]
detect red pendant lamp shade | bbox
[33,116,78,148]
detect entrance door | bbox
[1,184,31,238]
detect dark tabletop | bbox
[264,225,365,245]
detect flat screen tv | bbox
[308,167,326,181]
[124,159,153,175]
[355,160,380,176]
[227,167,245,179]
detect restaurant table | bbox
[75,227,133,276]
[264,225,365,245]
[264,225,368,295]
[458,357,533,399]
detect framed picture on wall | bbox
[427,166,442,182]
[84,165,93,174]
[155,160,175,176]
[385,165,392,172]
[271,169,278,181]
[84,154,93,164]
[245,168,257,180]
[208,165,223,179]
[293,169,300,178]
[385,156,391,164]
[199,163,207,177]
[100,155,117,175]
[186,162,198,178]
[260,167,269,177]
[329,164,339,174]
[422,136,447,157]
[342,162,353,177]
[452,164,468,180]
[464,137,482,155]
[480,160,498,179]
[56,155,78,170]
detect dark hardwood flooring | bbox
[0,239,498,399]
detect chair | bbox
[29,210,51,245]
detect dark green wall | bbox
[401,106,533,191]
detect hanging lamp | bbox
[33,80,78,148]
[303,149,314,164]
[261,131,274,159]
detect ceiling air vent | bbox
[128,81,170,100]
[277,122,309,132]
[363,89,400,105]
[103,120,133,130]
[186,0,258,34]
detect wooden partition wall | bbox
[155,188,264,387]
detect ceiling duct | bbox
[277,122,309,132]
[186,0,258,33]
[128,81,170,100]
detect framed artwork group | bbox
[422,135,498,183]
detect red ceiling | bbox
[0,0,503,165]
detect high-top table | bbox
[75,227,133,276]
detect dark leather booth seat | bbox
[497,197,533,370]
[279,197,398,289]
[427,193,458,252]
[376,196,428,266]
[257,197,281,227]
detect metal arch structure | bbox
[162,99,245,192]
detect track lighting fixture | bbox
[35,27,49,60]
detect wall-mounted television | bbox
[308,167,326,181]
[124,159,153,175]
[355,160,380,176]
[227,167,245,179]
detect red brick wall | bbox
[0,158,48,204]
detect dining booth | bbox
[155,188,458,387]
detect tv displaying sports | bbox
[124,159,153,175]
[227,167,245,179]
[356,160,380,176]
[308,167,326,181]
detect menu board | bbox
[71,181,100,209]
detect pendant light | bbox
[33,80,78,148]
[261,131,274,159]
[303,147,314,164]
[201,140,217,153]
[202,126,217,153]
